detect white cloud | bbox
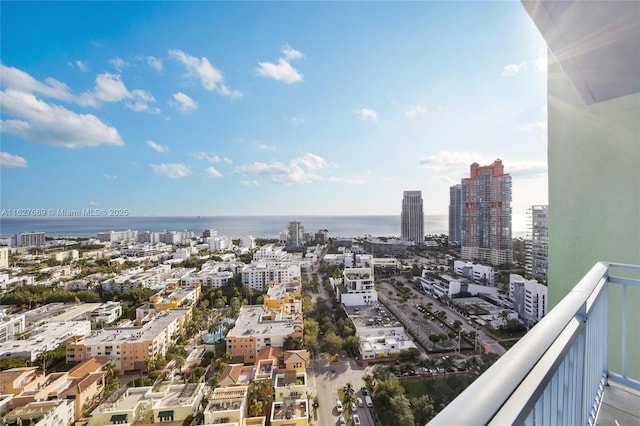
[169,49,240,98]
[204,166,222,178]
[405,104,428,118]
[0,152,28,168]
[89,201,99,206]
[94,73,130,102]
[103,173,117,180]
[257,58,303,84]
[258,144,276,151]
[223,157,233,163]
[1,64,97,106]
[193,152,220,163]
[173,92,198,113]
[502,62,528,77]
[236,152,327,185]
[108,57,130,72]
[240,180,259,186]
[327,176,366,184]
[355,108,378,122]
[0,89,124,148]
[146,56,163,72]
[290,116,305,126]
[146,140,169,153]
[76,60,89,73]
[282,43,304,60]
[151,163,191,178]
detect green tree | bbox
[321,332,342,355]
[343,335,361,356]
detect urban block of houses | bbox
[241,262,301,291]
[180,262,236,289]
[136,285,200,319]
[0,357,110,421]
[66,308,191,372]
[88,382,205,426]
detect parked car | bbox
[356,397,363,407]
[351,401,357,412]
[339,414,346,426]
[336,400,343,414]
[360,386,369,396]
[352,414,361,425]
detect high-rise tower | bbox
[449,184,462,244]
[461,159,512,265]
[401,190,424,244]
[526,205,548,284]
[287,221,305,247]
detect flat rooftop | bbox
[226,305,296,338]
[344,303,402,329]
[78,308,190,345]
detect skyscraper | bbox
[401,190,424,244]
[449,184,462,244]
[286,221,305,247]
[461,159,512,265]
[526,205,548,284]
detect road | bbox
[310,353,377,426]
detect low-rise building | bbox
[1,399,75,426]
[0,313,25,342]
[336,267,378,306]
[270,399,309,426]
[0,320,91,361]
[66,308,191,372]
[509,273,548,324]
[453,260,496,284]
[203,385,249,425]
[88,383,205,426]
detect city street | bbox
[310,353,376,426]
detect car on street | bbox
[360,387,369,396]
[356,397,363,407]
[338,414,346,426]
[351,401,357,412]
[336,400,343,414]
[352,414,361,425]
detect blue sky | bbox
[0,1,548,222]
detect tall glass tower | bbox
[401,190,424,243]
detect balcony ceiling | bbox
[522,0,640,104]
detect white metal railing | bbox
[428,262,640,426]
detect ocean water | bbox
[0,215,450,239]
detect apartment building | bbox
[96,229,138,243]
[203,386,251,425]
[526,205,549,284]
[180,262,234,288]
[241,262,301,291]
[509,273,548,325]
[460,159,513,265]
[263,280,302,318]
[0,313,25,342]
[401,190,424,244]
[225,305,303,364]
[88,383,205,426]
[0,320,91,361]
[15,232,46,247]
[0,246,9,268]
[337,267,378,306]
[66,308,191,372]
[449,184,463,244]
[1,399,75,426]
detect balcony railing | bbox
[429,262,640,425]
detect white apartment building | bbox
[0,320,91,361]
[253,244,288,261]
[419,272,499,299]
[207,236,233,251]
[453,260,496,284]
[0,314,25,342]
[1,399,75,426]
[180,264,234,288]
[239,235,256,249]
[509,274,548,324]
[338,267,378,306]
[15,232,46,247]
[241,262,301,291]
[96,229,138,243]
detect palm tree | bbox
[499,310,510,326]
